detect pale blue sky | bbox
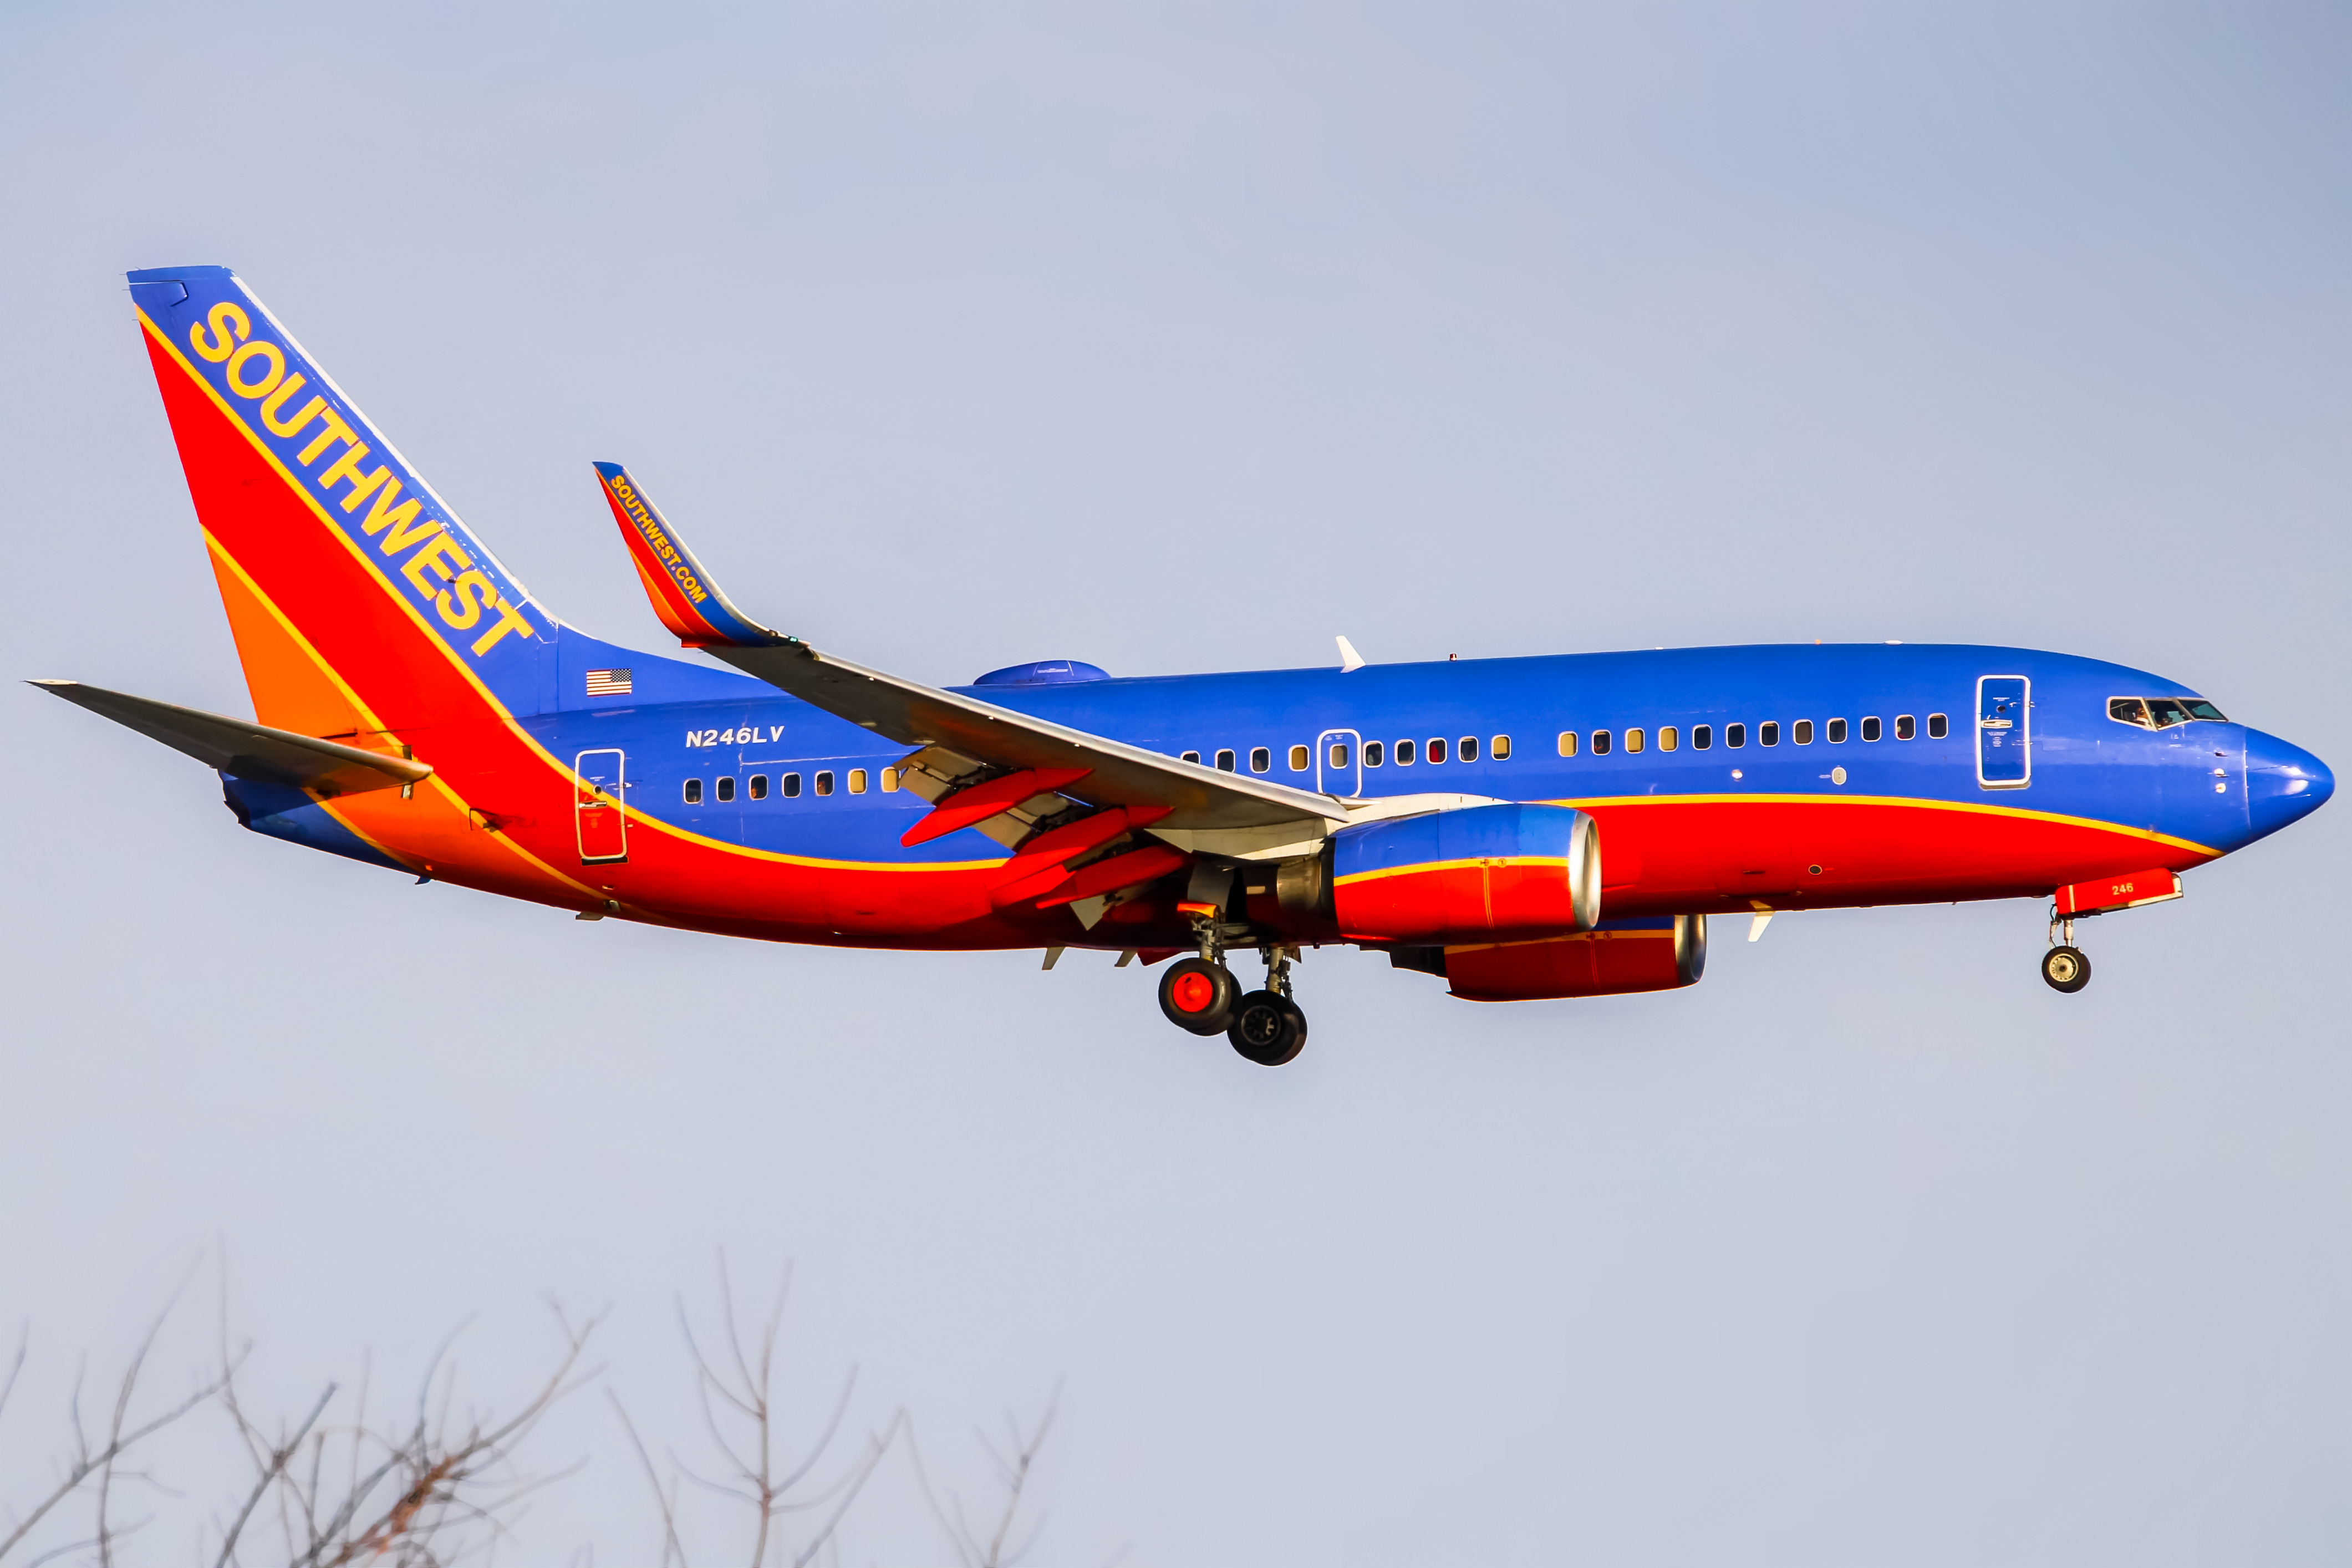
[4,3,2349,1562]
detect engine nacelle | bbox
[1331,803,1600,944]
[1400,914,1708,1001]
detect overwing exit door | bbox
[575,748,629,863]
[1976,676,2030,789]
[1316,729,1362,797]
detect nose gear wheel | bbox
[2041,945,2091,993]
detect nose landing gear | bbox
[2043,911,2091,994]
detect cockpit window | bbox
[2110,695,2229,730]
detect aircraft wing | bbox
[590,462,1348,837]
[31,680,432,797]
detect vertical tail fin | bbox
[129,266,556,735]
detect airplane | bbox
[36,265,2334,1066]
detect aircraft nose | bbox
[2243,729,2334,841]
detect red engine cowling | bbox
[1331,803,1601,944]
[1404,914,1707,1001]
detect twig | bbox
[608,1394,688,1568]
[213,1383,335,1568]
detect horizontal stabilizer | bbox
[31,680,432,797]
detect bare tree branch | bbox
[608,1394,687,1568]
[907,1387,1060,1568]
[0,1323,26,1429]
[214,1384,335,1568]
[0,1285,235,1565]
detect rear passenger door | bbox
[574,748,629,863]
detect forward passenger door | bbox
[1976,676,2030,789]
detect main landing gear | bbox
[2043,911,2091,994]
[1155,918,1310,1066]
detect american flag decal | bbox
[584,668,633,696]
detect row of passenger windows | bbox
[683,710,1956,804]
[684,767,902,805]
[1556,712,1949,756]
[1180,736,1517,772]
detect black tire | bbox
[1227,990,1308,1066]
[2042,945,2091,994]
[1158,958,1238,1035]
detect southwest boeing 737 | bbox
[38,266,2335,1065]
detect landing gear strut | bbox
[2043,910,2091,994]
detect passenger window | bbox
[1396,739,1417,766]
[1427,738,1448,764]
[1289,745,1309,771]
[1329,742,1351,769]
[2145,698,2192,729]
[1491,735,1511,760]
[783,772,802,797]
[1625,729,1645,754]
[1250,747,1270,773]
[1215,749,1236,772]
[1727,723,1745,749]
[1692,725,1712,750]
[684,778,703,805]
[880,767,899,793]
[1364,741,1384,767]
[749,775,768,800]
[716,776,736,802]
[1658,726,1678,752]
[1458,736,1479,763]
[848,768,868,795]
[1861,716,1881,742]
[1591,730,1613,756]
[1181,750,1201,764]
[1793,720,1813,745]
[1760,722,1780,746]
[815,771,835,796]
[1557,731,1578,757]
[1927,713,1948,739]
[1896,714,1916,740]
[1827,719,1847,744]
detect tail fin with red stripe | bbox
[129,265,557,736]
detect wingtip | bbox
[1335,635,1367,673]
[592,462,781,648]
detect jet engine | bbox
[1391,915,1708,1001]
[1323,802,1601,944]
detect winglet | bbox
[1336,635,1366,673]
[592,462,780,648]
